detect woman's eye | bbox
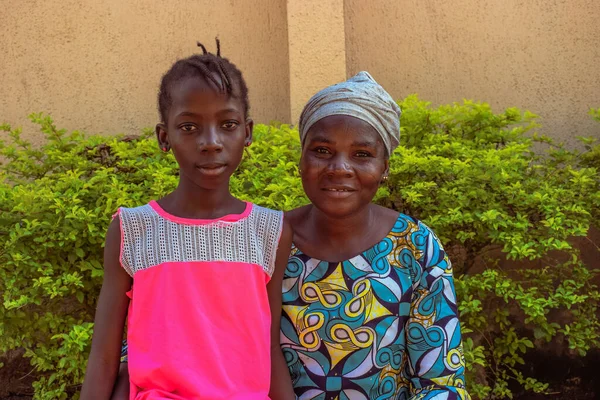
[180,124,196,132]
[355,151,372,157]
[315,147,330,154]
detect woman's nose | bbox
[326,154,354,177]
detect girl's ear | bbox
[244,118,254,147]
[156,123,170,151]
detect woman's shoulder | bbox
[284,205,311,225]
[376,206,442,245]
[383,208,448,269]
[374,204,402,222]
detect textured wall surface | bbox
[3,1,599,144]
[0,0,290,142]
[345,0,600,144]
[287,0,347,123]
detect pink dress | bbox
[116,201,283,400]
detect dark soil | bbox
[0,349,35,399]
[512,347,599,399]
[1,348,597,399]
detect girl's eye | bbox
[355,151,372,157]
[222,122,239,130]
[180,124,196,132]
[315,147,331,155]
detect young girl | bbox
[81,41,295,400]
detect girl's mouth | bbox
[196,164,227,176]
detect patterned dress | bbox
[280,214,470,400]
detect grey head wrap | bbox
[298,71,401,156]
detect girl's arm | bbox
[267,218,296,400]
[110,362,130,400]
[81,217,132,399]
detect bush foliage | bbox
[1,98,599,399]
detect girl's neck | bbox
[159,179,245,220]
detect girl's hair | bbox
[157,39,249,123]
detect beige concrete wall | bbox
[345,0,600,145]
[287,0,347,122]
[0,0,290,143]
[3,0,599,145]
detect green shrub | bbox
[0,116,306,399]
[1,99,598,399]
[387,96,600,398]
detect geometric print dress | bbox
[280,214,470,400]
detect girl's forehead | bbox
[172,76,224,100]
[170,77,244,113]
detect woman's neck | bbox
[307,203,377,244]
[291,202,398,262]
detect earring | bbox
[162,145,169,152]
[245,141,252,147]
[298,168,303,175]
[382,175,389,182]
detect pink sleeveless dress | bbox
[116,201,283,400]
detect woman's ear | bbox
[380,158,390,184]
[156,123,170,151]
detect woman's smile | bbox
[321,185,356,198]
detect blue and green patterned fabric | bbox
[280,214,470,400]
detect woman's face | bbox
[300,115,389,218]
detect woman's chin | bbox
[312,201,364,219]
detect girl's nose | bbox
[198,128,223,153]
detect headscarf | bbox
[298,71,401,156]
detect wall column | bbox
[287,0,347,124]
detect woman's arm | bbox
[81,217,132,399]
[405,223,471,400]
[267,218,296,400]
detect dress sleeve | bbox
[403,222,471,400]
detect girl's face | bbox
[300,115,389,218]
[157,76,252,190]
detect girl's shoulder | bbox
[112,203,154,230]
[247,204,285,241]
[248,203,284,218]
[116,201,284,225]
[115,202,154,216]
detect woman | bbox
[111,72,469,399]
[280,71,469,399]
